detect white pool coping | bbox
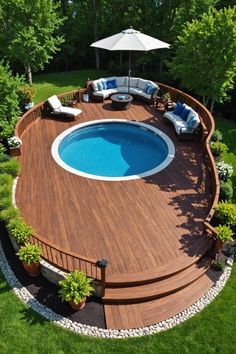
[51,119,175,181]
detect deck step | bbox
[103,257,212,304]
[106,236,213,287]
[104,272,214,329]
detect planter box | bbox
[9,146,21,157]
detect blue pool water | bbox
[58,122,169,178]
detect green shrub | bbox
[215,224,234,243]
[211,129,223,142]
[0,154,10,162]
[0,173,13,186]
[0,195,12,211]
[0,206,19,222]
[0,143,9,162]
[0,184,12,199]
[212,259,225,271]
[59,270,94,305]
[0,143,6,155]
[214,201,236,226]
[0,158,20,177]
[210,141,228,157]
[0,61,24,139]
[17,243,42,264]
[7,216,32,245]
[220,180,234,201]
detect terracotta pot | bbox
[22,261,40,277]
[69,298,86,311]
[214,239,223,256]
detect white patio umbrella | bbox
[90,27,170,92]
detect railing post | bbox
[96,259,108,297]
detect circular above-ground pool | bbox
[51,119,175,181]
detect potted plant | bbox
[17,243,42,276]
[6,216,32,251]
[18,84,36,111]
[162,92,171,102]
[214,224,234,255]
[59,270,94,310]
[7,136,22,157]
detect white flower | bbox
[7,136,22,148]
[216,161,233,180]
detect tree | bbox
[0,0,65,84]
[167,7,236,112]
[0,62,24,140]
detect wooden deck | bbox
[15,98,214,329]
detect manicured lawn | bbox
[33,69,108,103]
[216,115,236,200]
[0,266,236,354]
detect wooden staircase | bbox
[103,238,214,329]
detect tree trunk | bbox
[92,0,100,70]
[210,99,215,113]
[24,62,32,85]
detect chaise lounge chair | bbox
[47,95,82,118]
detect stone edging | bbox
[0,237,234,338]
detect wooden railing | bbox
[29,232,108,296]
[14,84,220,293]
[157,82,220,225]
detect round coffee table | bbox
[111,94,133,110]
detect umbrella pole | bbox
[128,51,131,94]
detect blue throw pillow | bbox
[180,107,191,121]
[97,81,103,91]
[147,85,155,95]
[106,79,117,89]
[145,83,152,93]
[187,116,197,129]
[173,102,184,116]
[101,80,107,90]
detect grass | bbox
[216,115,236,200]
[0,265,236,354]
[1,71,236,353]
[33,69,108,103]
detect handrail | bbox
[14,84,220,294]
[157,82,220,224]
[29,232,107,295]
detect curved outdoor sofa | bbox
[88,76,159,103]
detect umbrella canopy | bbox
[90,27,170,52]
[91,28,170,93]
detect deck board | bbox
[16,99,212,278]
[104,273,214,329]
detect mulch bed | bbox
[0,223,106,328]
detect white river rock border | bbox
[0,238,234,339]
